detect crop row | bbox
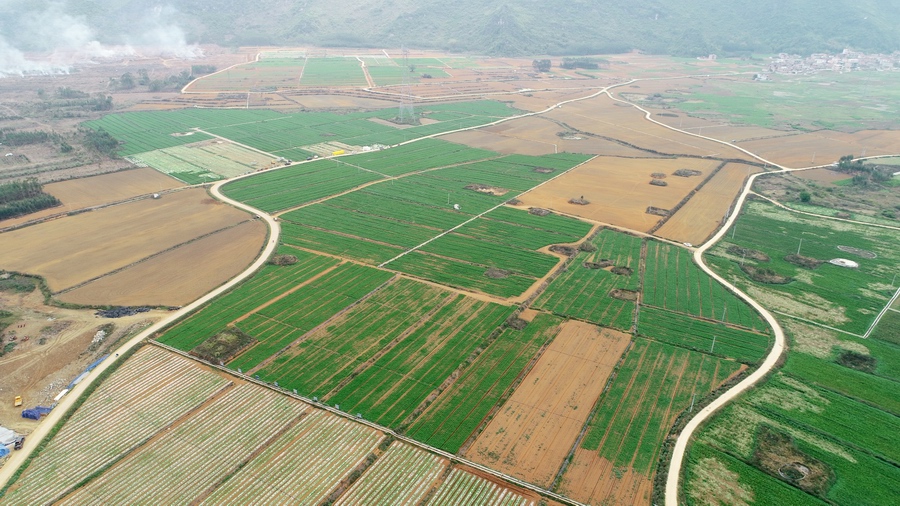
[783,352,900,415]
[407,313,563,453]
[535,229,642,330]
[335,442,445,506]
[420,233,560,278]
[280,204,440,249]
[482,205,594,239]
[257,278,453,398]
[344,139,497,176]
[3,347,230,506]
[637,307,770,364]
[62,384,305,504]
[280,223,403,265]
[299,58,369,87]
[429,468,534,506]
[389,252,536,298]
[578,339,742,476]
[201,410,383,504]
[328,191,469,230]
[229,263,395,371]
[645,241,768,332]
[158,246,339,351]
[328,296,514,427]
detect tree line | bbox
[0,178,61,220]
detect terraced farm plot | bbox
[708,200,900,335]
[157,246,339,351]
[408,313,564,453]
[228,263,395,371]
[200,410,383,505]
[467,321,631,487]
[0,346,231,506]
[335,442,445,506]
[535,229,642,330]
[257,278,455,398]
[560,339,742,506]
[429,468,537,505]
[327,296,513,427]
[60,383,306,505]
[644,240,768,332]
[299,58,368,87]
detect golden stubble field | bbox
[0,188,263,301]
[518,157,721,232]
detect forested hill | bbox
[5,0,900,57]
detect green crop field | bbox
[387,252,536,298]
[638,307,771,364]
[708,200,900,335]
[256,278,454,398]
[299,57,369,87]
[535,229,641,330]
[228,263,395,371]
[157,247,339,351]
[645,240,768,332]
[327,296,513,427]
[577,339,742,477]
[407,313,563,453]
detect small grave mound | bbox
[837,245,876,259]
[836,350,876,373]
[651,172,667,179]
[657,112,678,117]
[673,169,703,177]
[506,198,522,205]
[740,265,793,284]
[529,208,551,216]
[550,245,577,256]
[779,463,811,481]
[533,167,555,174]
[649,179,668,186]
[583,260,613,269]
[829,258,859,268]
[506,317,529,330]
[646,206,670,216]
[835,212,851,219]
[784,254,823,269]
[484,267,512,278]
[465,184,508,196]
[727,245,770,262]
[609,289,638,301]
[569,197,590,205]
[268,254,298,266]
[578,242,597,252]
[611,266,633,276]
[755,426,833,496]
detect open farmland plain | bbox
[5,50,900,506]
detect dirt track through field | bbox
[465,321,630,487]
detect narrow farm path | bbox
[749,190,900,232]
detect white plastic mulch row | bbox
[335,442,446,506]
[59,383,306,505]
[3,347,230,505]
[427,468,534,506]
[201,409,383,505]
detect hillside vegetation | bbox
[4,0,900,57]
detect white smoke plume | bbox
[0,2,201,77]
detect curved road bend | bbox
[0,178,280,487]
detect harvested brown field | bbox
[0,188,252,293]
[442,115,662,157]
[561,453,653,506]
[465,321,631,487]
[545,95,753,161]
[0,168,180,228]
[518,157,719,232]
[741,129,900,168]
[656,163,764,245]
[58,219,266,306]
[796,167,850,183]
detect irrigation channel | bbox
[3,71,898,506]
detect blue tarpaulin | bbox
[67,355,108,389]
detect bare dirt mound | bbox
[649,179,668,186]
[484,267,512,279]
[465,184,508,196]
[611,266,634,276]
[837,245,876,259]
[534,167,555,174]
[740,265,793,284]
[784,254,823,270]
[529,208,551,216]
[506,198,522,205]
[569,197,590,205]
[646,206,669,216]
[549,245,577,257]
[754,426,833,498]
[268,254,298,266]
[584,260,614,269]
[190,327,257,365]
[727,245,770,262]
[674,169,703,177]
[609,289,639,301]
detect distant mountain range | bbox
[4,0,900,57]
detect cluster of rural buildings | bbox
[763,49,900,75]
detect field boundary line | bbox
[863,286,900,339]
[181,50,261,94]
[750,191,900,231]
[378,156,598,268]
[768,311,864,338]
[149,341,587,506]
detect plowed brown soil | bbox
[518,157,720,232]
[58,219,266,306]
[465,321,631,487]
[741,129,900,168]
[561,453,653,506]
[0,188,251,292]
[656,163,764,245]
